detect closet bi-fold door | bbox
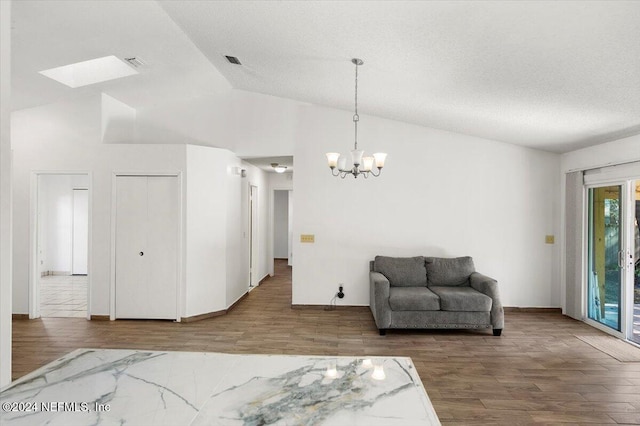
[115,176,179,319]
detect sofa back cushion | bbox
[374,256,427,287]
[425,256,475,286]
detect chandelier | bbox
[326,59,387,178]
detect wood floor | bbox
[11,260,640,425]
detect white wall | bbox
[1,0,13,386]
[273,190,289,258]
[292,105,561,308]
[137,90,302,156]
[11,95,186,315]
[12,93,273,320]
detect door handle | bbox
[618,251,623,268]
[139,251,144,256]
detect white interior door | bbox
[115,176,178,319]
[72,189,88,275]
[146,176,179,317]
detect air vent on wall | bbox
[225,55,242,65]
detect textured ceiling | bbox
[160,0,640,153]
[10,1,640,154]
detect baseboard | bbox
[90,315,110,321]
[52,271,71,276]
[227,291,249,312]
[291,304,367,311]
[182,292,250,322]
[274,258,288,260]
[504,307,562,313]
[181,310,226,323]
[258,274,270,285]
[12,314,29,320]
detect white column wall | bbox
[184,145,229,317]
[1,0,13,386]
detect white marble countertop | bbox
[0,349,440,425]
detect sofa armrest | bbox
[470,272,504,330]
[369,271,392,329]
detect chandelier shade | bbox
[326,58,387,179]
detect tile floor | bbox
[39,275,87,318]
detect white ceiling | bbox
[11,1,640,154]
[11,0,230,112]
[243,156,294,174]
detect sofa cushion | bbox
[429,286,492,312]
[425,256,475,286]
[374,256,427,287]
[389,287,440,311]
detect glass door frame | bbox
[583,179,635,340]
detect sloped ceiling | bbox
[11,1,640,153]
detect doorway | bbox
[273,190,292,265]
[585,179,638,344]
[33,173,89,318]
[249,184,258,288]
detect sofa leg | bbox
[493,329,502,336]
[379,329,387,336]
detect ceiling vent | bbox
[225,55,242,65]
[124,57,145,68]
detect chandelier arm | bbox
[369,167,382,177]
[330,168,341,177]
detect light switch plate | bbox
[300,234,315,243]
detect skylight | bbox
[39,55,138,88]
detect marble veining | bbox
[0,349,440,425]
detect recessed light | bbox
[225,55,242,65]
[39,55,138,88]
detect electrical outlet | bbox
[337,284,345,299]
[545,235,555,244]
[300,234,315,243]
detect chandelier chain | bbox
[353,60,359,150]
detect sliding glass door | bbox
[631,181,640,344]
[587,185,624,331]
[586,179,638,342]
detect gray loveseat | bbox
[369,256,504,336]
